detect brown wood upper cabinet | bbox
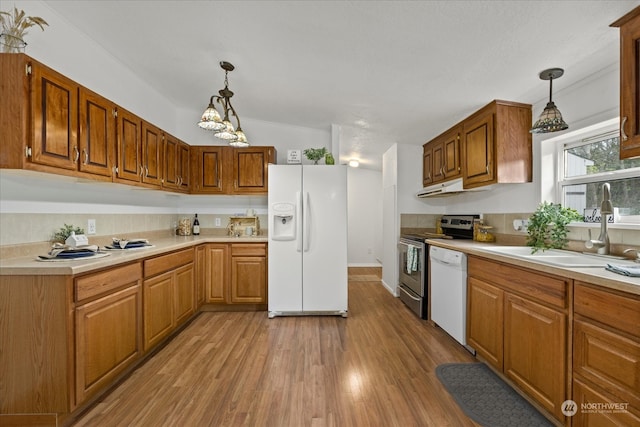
[191,146,276,195]
[422,100,531,189]
[114,107,143,184]
[423,125,461,186]
[0,54,115,181]
[230,146,276,194]
[462,100,532,188]
[163,133,190,193]
[612,6,640,159]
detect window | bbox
[557,121,640,224]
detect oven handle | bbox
[400,286,421,302]
[398,239,424,249]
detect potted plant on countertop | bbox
[526,201,583,253]
[52,224,85,244]
[0,6,48,53]
[303,147,328,165]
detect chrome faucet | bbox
[585,183,612,255]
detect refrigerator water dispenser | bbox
[271,202,296,241]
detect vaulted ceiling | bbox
[44,0,637,170]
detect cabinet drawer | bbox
[144,248,194,278]
[468,256,568,309]
[231,243,266,257]
[574,319,640,410]
[574,282,640,338]
[573,377,640,426]
[75,262,142,302]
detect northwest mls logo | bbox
[562,400,578,417]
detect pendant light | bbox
[197,61,250,147]
[530,68,569,134]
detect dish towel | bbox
[605,263,640,277]
[407,246,418,274]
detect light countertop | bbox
[0,235,267,276]
[425,238,640,296]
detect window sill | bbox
[569,222,640,231]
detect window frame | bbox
[555,119,640,225]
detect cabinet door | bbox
[504,293,566,420]
[141,121,163,186]
[115,108,142,183]
[30,62,78,170]
[443,127,461,179]
[467,277,504,370]
[174,263,195,326]
[178,141,190,191]
[422,144,433,186]
[78,87,115,178]
[616,9,640,159]
[230,147,271,194]
[462,110,494,187]
[573,377,640,426]
[195,245,206,307]
[230,255,266,304]
[432,140,446,182]
[143,271,175,351]
[191,146,225,194]
[163,132,180,190]
[206,244,228,303]
[75,284,141,404]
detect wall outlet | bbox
[215,217,221,227]
[513,219,529,232]
[87,219,96,235]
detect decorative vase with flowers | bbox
[0,6,48,53]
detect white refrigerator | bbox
[268,164,348,318]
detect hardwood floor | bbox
[73,272,478,427]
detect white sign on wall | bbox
[287,149,302,164]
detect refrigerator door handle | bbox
[296,191,303,252]
[303,191,310,252]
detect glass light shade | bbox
[215,120,238,141]
[229,140,250,148]
[530,101,569,134]
[197,104,225,131]
[348,159,360,167]
[234,129,248,143]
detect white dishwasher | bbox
[429,246,471,351]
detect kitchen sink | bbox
[481,246,632,268]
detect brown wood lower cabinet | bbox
[572,281,640,424]
[467,256,569,423]
[143,248,195,351]
[202,242,267,307]
[74,262,143,406]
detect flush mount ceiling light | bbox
[348,159,360,168]
[530,68,569,134]
[197,61,249,147]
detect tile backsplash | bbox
[0,213,268,258]
[400,212,640,256]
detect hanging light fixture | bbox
[530,68,569,134]
[197,61,250,147]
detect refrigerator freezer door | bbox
[301,165,348,313]
[268,165,303,312]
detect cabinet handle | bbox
[83,149,88,165]
[621,116,628,141]
[73,146,80,162]
[145,166,149,177]
[25,146,32,157]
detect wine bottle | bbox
[193,213,200,235]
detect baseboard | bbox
[348,263,382,267]
[380,279,398,297]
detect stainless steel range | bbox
[397,214,478,319]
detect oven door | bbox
[398,239,425,296]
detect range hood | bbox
[416,178,488,198]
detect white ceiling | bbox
[44,0,637,170]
